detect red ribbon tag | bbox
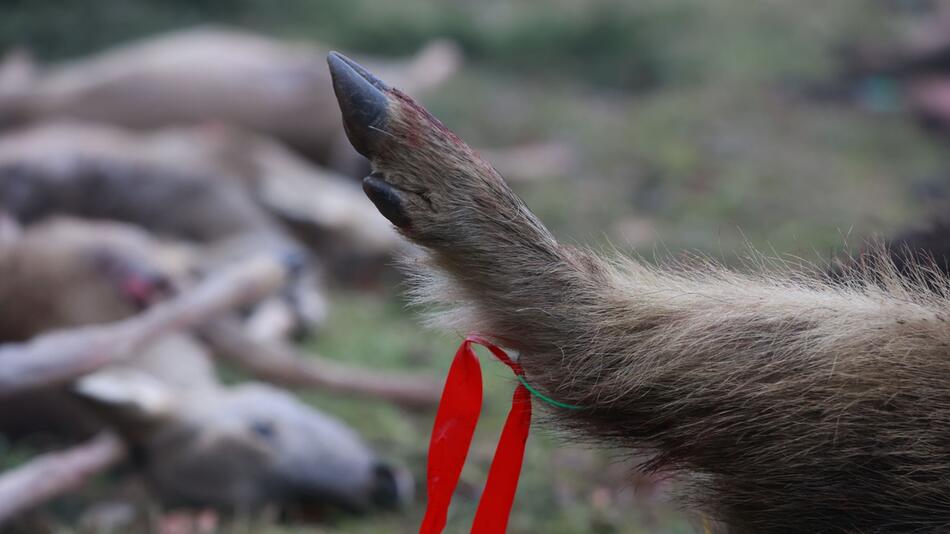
[419,335,531,534]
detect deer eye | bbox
[249,420,277,440]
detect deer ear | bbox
[74,368,175,422]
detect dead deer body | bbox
[0,217,409,513]
[0,123,338,338]
[0,27,460,175]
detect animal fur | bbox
[0,120,402,289]
[0,136,329,338]
[329,53,950,533]
[888,215,950,278]
[0,216,183,341]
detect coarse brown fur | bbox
[888,215,950,278]
[0,217,184,341]
[331,58,950,533]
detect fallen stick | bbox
[0,432,127,525]
[0,256,286,397]
[200,319,443,410]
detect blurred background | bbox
[0,0,948,532]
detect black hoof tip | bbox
[362,174,411,229]
[328,52,390,158]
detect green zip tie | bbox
[515,375,584,410]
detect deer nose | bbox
[327,52,390,158]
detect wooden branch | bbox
[199,319,443,410]
[0,257,286,397]
[0,432,127,525]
